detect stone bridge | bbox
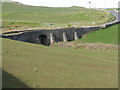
[3,27,102,45]
[2,11,120,46]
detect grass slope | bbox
[74,24,119,45]
[2,2,114,30]
[2,38,118,88]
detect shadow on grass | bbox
[2,70,30,88]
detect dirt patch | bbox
[50,42,119,50]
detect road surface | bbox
[109,10,120,22]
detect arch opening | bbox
[38,35,48,45]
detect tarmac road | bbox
[81,10,120,28]
[102,10,120,26]
[108,10,120,22]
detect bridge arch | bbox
[38,35,48,45]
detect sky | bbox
[5,0,120,8]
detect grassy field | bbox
[2,1,114,30]
[2,38,118,88]
[2,1,118,88]
[73,24,119,45]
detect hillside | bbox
[2,38,118,88]
[2,2,114,30]
[75,23,119,45]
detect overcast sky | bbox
[8,0,120,8]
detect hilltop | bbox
[2,1,114,31]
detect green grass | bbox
[2,1,114,30]
[74,24,119,45]
[2,38,118,88]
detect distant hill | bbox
[2,1,114,30]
